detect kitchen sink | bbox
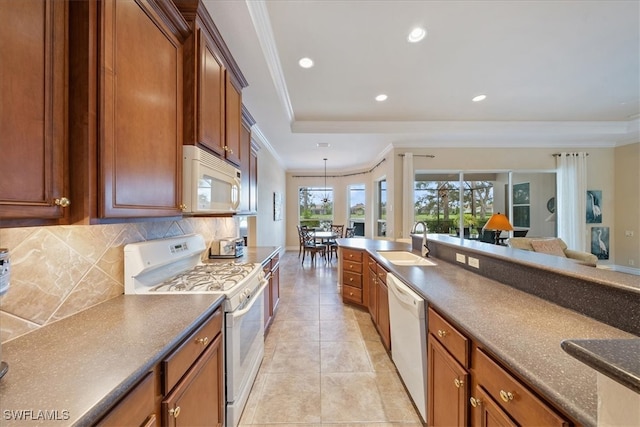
[376,251,437,266]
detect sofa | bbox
[507,237,598,266]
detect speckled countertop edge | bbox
[0,294,225,426]
[561,339,640,394]
[337,238,636,427]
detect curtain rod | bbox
[398,154,435,158]
[292,158,386,178]
[552,153,589,157]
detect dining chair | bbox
[296,225,306,257]
[328,224,344,261]
[301,228,327,265]
[344,227,356,238]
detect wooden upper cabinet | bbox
[224,74,242,166]
[0,0,69,223]
[68,0,189,222]
[175,0,247,164]
[238,106,257,213]
[183,22,226,157]
[98,0,186,218]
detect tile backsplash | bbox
[0,217,238,343]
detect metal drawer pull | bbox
[500,390,514,402]
[454,378,463,388]
[470,397,482,408]
[437,329,447,338]
[169,406,181,418]
[195,336,209,346]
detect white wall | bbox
[253,144,287,249]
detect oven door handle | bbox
[230,278,268,318]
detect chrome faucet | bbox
[411,222,430,257]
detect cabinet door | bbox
[428,335,469,427]
[368,266,378,324]
[264,270,272,332]
[0,0,68,222]
[196,27,225,157]
[97,372,157,427]
[470,386,517,427]
[377,279,391,351]
[163,333,223,427]
[99,0,183,218]
[224,73,242,166]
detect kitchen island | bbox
[336,236,637,427]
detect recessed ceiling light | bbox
[407,27,427,43]
[317,142,331,148]
[298,57,314,68]
[472,94,487,102]
[375,94,388,102]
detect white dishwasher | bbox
[387,273,427,422]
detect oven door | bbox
[225,279,267,407]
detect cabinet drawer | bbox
[163,307,223,393]
[376,265,387,285]
[343,259,363,273]
[342,248,363,262]
[343,271,362,288]
[474,348,569,427]
[343,285,362,303]
[428,308,469,367]
[270,252,280,269]
[97,371,156,427]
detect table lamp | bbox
[483,213,514,245]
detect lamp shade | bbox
[484,213,514,231]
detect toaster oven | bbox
[209,238,244,258]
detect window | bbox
[414,173,494,235]
[299,186,333,229]
[376,179,387,237]
[348,184,365,236]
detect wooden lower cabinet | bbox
[162,333,223,426]
[470,385,517,427]
[427,335,469,427]
[97,371,157,427]
[376,274,391,351]
[264,252,280,333]
[340,248,364,305]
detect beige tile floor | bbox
[238,251,423,427]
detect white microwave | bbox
[183,145,241,214]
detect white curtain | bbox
[402,153,415,238]
[556,152,588,251]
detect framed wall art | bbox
[273,191,282,221]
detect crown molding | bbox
[245,0,295,124]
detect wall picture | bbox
[513,182,530,205]
[512,205,530,228]
[586,190,602,223]
[273,191,282,221]
[590,226,609,260]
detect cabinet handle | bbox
[499,390,514,402]
[470,397,482,408]
[349,278,353,282]
[349,254,353,258]
[349,264,354,269]
[169,406,181,418]
[454,378,463,388]
[437,329,447,338]
[195,337,209,346]
[54,197,70,208]
[179,203,187,211]
[349,292,354,296]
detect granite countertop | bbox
[204,246,281,266]
[0,293,224,426]
[337,238,636,427]
[561,338,640,394]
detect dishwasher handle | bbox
[387,273,424,310]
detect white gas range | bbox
[124,234,266,427]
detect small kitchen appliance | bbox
[0,248,10,379]
[124,234,266,427]
[209,237,244,259]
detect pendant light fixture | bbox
[321,158,329,204]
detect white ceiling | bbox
[203,0,640,172]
